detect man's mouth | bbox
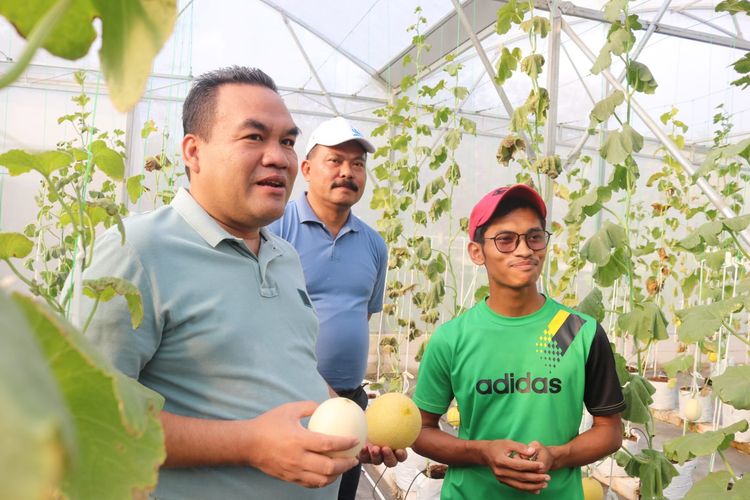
[257,176,286,189]
[332,181,358,192]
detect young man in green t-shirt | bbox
[413,184,625,499]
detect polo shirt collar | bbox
[171,188,245,248]
[295,191,361,233]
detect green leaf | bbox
[684,470,750,499]
[575,288,605,323]
[496,0,529,35]
[617,449,678,499]
[0,149,71,176]
[617,301,669,343]
[91,140,125,180]
[591,43,613,75]
[663,421,749,464]
[140,119,158,139]
[564,185,612,223]
[520,53,545,80]
[622,375,655,424]
[474,285,489,303]
[626,61,658,94]
[695,139,750,178]
[13,293,165,499]
[676,298,743,343]
[712,365,750,410]
[600,124,643,165]
[588,90,625,131]
[126,174,146,204]
[716,0,750,15]
[0,232,34,259]
[0,290,75,500]
[603,0,628,22]
[496,47,522,85]
[83,277,144,329]
[662,354,694,379]
[580,221,627,266]
[608,27,635,56]
[519,16,550,38]
[613,350,631,385]
[0,1,177,112]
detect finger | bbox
[289,400,321,419]
[498,477,549,492]
[378,447,399,467]
[394,448,408,463]
[499,455,546,472]
[494,469,551,484]
[304,429,360,455]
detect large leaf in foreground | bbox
[712,365,750,410]
[14,293,165,500]
[0,291,75,500]
[0,0,176,111]
[663,421,748,465]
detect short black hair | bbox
[182,66,278,141]
[472,197,546,244]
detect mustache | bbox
[331,180,359,192]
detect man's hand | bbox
[481,440,551,493]
[246,401,359,488]
[358,444,408,467]
[526,440,555,474]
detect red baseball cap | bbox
[468,184,547,240]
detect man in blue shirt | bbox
[269,117,388,500]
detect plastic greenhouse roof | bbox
[0,0,749,144]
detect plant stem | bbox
[722,321,750,347]
[0,0,74,89]
[81,296,100,334]
[717,449,737,479]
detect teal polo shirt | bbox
[268,192,387,391]
[81,188,335,500]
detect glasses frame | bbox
[485,229,552,253]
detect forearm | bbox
[547,415,622,470]
[412,427,487,467]
[160,411,253,468]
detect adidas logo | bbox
[475,372,562,394]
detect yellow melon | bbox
[446,406,460,427]
[582,476,604,500]
[366,392,422,449]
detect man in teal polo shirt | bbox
[81,67,373,499]
[412,184,625,499]
[269,117,388,500]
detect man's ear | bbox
[300,159,312,181]
[182,134,200,176]
[468,240,485,266]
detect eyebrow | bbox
[241,118,300,137]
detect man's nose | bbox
[262,142,293,168]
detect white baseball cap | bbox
[305,116,375,157]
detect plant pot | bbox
[648,376,678,411]
[679,388,714,423]
[663,459,698,499]
[724,407,750,443]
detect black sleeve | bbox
[584,324,626,416]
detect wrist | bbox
[465,439,491,466]
[547,444,567,470]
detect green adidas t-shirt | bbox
[413,297,625,499]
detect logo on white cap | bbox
[305,116,375,156]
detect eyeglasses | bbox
[486,229,551,253]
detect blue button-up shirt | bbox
[268,192,387,390]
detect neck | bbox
[306,193,351,238]
[486,287,545,317]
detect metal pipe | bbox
[282,15,339,115]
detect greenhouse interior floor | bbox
[355,416,750,499]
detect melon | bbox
[307,397,367,458]
[366,392,422,449]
